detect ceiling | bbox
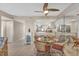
[0,3,72,16]
[65,4,79,16]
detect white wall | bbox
[14,16,56,43]
[14,20,25,42]
[14,16,78,42]
[0,16,1,36]
[55,17,78,34]
[77,16,79,38]
[1,16,14,42]
[65,17,77,34]
[5,21,14,42]
[0,10,14,37]
[25,19,35,43]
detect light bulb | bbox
[44,10,48,14]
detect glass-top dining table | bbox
[34,35,65,56]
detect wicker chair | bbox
[71,36,79,47]
[50,43,64,56]
[34,40,50,56]
[50,39,68,56]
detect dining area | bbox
[0,3,79,56]
[34,33,79,56]
[34,19,79,56]
[35,31,66,56]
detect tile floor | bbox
[8,39,79,56]
[8,40,37,56]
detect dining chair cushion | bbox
[52,44,63,51]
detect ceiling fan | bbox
[34,3,60,16]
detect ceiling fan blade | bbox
[48,8,59,11]
[43,3,48,16]
[34,11,43,13]
[43,3,48,11]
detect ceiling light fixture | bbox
[44,10,48,14]
[44,10,48,16]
